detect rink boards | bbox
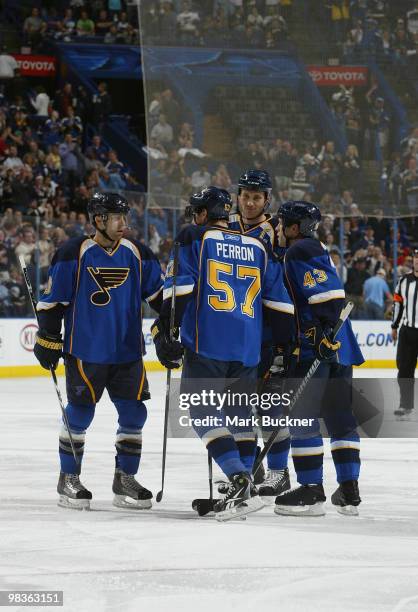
[0,318,401,377]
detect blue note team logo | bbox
[87,267,130,306]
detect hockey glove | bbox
[304,323,341,361]
[151,319,183,369]
[33,330,63,370]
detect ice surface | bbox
[0,370,417,612]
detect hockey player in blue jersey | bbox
[151,186,294,520]
[274,200,364,516]
[33,192,164,510]
[229,169,293,499]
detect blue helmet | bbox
[87,192,130,225]
[277,200,321,237]
[238,169,272,193]
[185,186,232,222]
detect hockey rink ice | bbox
[1,369,417,612]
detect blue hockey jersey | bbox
[162,224,294,367]
[284,238,364,366]
[37,236,163,364]
[228,213,293,347]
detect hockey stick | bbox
[252,300,354,478]
[18,255,79,466]
[192,453,216,516]
[156,241,180,503]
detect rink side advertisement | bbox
[0,319,400,377]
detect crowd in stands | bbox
[141,0,291,49]
[19,1,140,48]
[0,77,148,316]
[16,0,293,51]
[143,84,417,322]
[328,1,418,66]
[2,1,418,318]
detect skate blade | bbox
[58,495,90,511]
[274,502,325,517]
[259,494,276,505]
[112,494,152,509]
[335,504,359,516]
[215,496,265,522]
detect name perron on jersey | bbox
[37,236,163,364]
[163,225,294,367]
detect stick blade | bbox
[192,498,217,516]
[156,490,163,503]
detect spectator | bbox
[105,149,126,180]
[345,256,370,310]
[86,134,108,164]
[104,24,118,43]
[178,138,208,159]
[59,8,77,40]
[60,106,83,137]
[161,89,181,132]
[23,8,46,49]
[3,145,24,174]
[160,2,177,44]
[247,6,264,28]
[0,46,19,99]
[365,91,391,158]
[14,226,36,265]
[191,164,211,190]
[212,163,232,189]
[108,0,123,18]
[177,0,200,45]
[58,133,81,196]
[149,91,162,127]
[96,9,113,35]
[55,83,75,117]
[150,113,174,145]
[92,82,112,127]
[30,86,50,117]
[341,144,361,192]
[77,10,96,36]
[363,268,391,319]
[70,0,85,20]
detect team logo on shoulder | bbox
[87,267,130,306]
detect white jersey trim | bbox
[308,289,345,304]
[163,284,194,300]
[262,299,294,314]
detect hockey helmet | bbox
[277,200,321,237]
[185,186,232,222]
[87,192,130,225]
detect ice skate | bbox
[214,472,264,522]
[258,468,290,502]
[331,480,361,516]
[394,405,414,419]
[274,484,326,516]
[57,472,92,510]
[112,468,153,509]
